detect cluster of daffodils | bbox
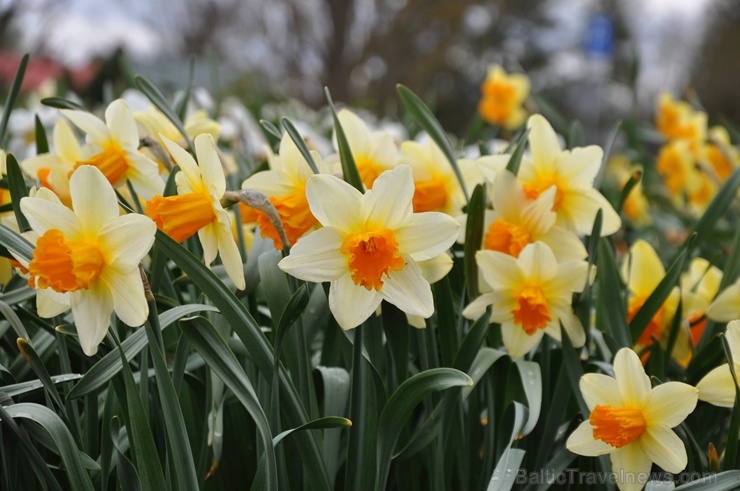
[654,93,739,215]
[477,64,530,130]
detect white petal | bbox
[417,253,453,284]
[161,134,201,190]
[99,213,156,269]
[527,115,561,171]
[537,227,587,261]
[643,382,698,427]
[198,222,219,266]
[305,173,363,230]
[124,150,165,199]
[194,134,226,197]
[328,274,382,329]
[278,227,347,282]
[395,212,459,261]
[105,99,139,147]
[640,427,687,473]
[70,166,120,232]
[71,284,114,356]
[491,170,527,220]
[363,165,414,229]
[53,119,84,162]
[614,348,651,407]
[546,260,589,295]
[610,442,652,491]
[517,242,557,283]
[462,293,495,320]
[61,109,110,145]
[557,308,586,348]
[707,283,740,322]
[36,289,70,318]
[476,250,523,291]
[556,146,603,186]
[380,259,434,318]
[696,365,737,408]
[241,170,295,198]
[728,321,740,361]
[20,197,80,237]
[501,322,544,357]
[519,186,557,234]
[563,189,621,236]
[580,373,621,409]
[565,420,615,456]
[102,267,149,328]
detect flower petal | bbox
[696,364,737,408]
[105,99,139,147]
[517,242,557,283]
[70,166,120,233]
[580,373,621,409]
[527,114,561,172]
[198,221,219,266]
[194,133,226,197]
[501,321,544,357]
[363,165,414,229]
[123,150,165,199]
[565,420,615,456]
[395,212,459,262]
[20,196,81,237]
[161,134,201,191]
[305,173,363,231]
[622,240,665,296]
[102,266,149,328]
[99,213,156,269]
[417,252,453,284]
[643,382,698,427]
[328,273,382,329]
[462,292,495,320]
[278,226,347,282]
[214,210,245,290]
[609,442,652,491]
[70,284,114,356]
[561,188,621,236]
[707,282,740,322]
[614,348,651,407]
[476,250,523,291]
[380,258,434,318]
[641,426,687,474]
[61,109,110,145]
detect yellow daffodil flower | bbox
[478,169,586,260]
[707,277,740,322]
[517,115,622,236]
[622,240,693,365]
[477,64,529,130]
[655,93,707,148]
[21,119,82,205]
[605,155,651,226]
[278,165,459,330]
[241,132,329,248]
[19,166,156,356]
[61,99,164,199]
[703,126,739,182]
[146,134,245,290]
[697,320,740,408]
[463,241,589,357]
[566,348,698,491]
[335,108,399,188]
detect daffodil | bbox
[681,257,722,346]
[278,165,459,330]
[622,240,690,365]
[463,241,589,357]
[696,320,740,408]
[477,64,529,129]
[145,134,245,290]
[241,132,329,248]
[472,169,586,260]
[19,166,156,356]
[703,126,739,182]
[655,93,706,147]
[21,118,82,205]
[566,348,698,491]
[605,155,651,227]
[335,108,399,188]
[61,99,164,199]
[517,114,622,236]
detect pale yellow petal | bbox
[395,212,459,262]
[727,321,740,361]
[305,173,363,231]
[696,364,737,408]
[61,109,110,145]
[36,289,70,318]
[622,240,665,297]
[417,253,453,284]
[610,442,652,491]
[99,213,156,269]
[194,133,226,197]
[490,170,527,220]
[53,118,84,162]
[517,242,557,283]
[643,382,698,427]
[70,166,120,233]
[614,348,651,407]
[476,250,523,291]
[381,258,434,318]
[580,373,622,409]
[71,283,113,356]
[102,266,149,328]
[278,226,347,282]
[565,420,615,456]
[20,196,81,237]
[501,321,544,357]
[640,426,687,473]
[560,188,621,236]
[706,283,740,322]
[105,99,139,147]
[537,227,587,261]
[364,165,414,229]
[462,292,496,321]
[198,222,219,266]
[555,146,603,186]
[214,210,245,290]
[527,114,561,172]
[160,134,201,191]
[329,273,382,329]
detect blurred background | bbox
[0,0,738,142]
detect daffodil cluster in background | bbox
[0,55,740,491]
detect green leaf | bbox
[0,374,81,397]
[260,119,283,141]
[721,334,740,471]
[113,337,167,491]
[561,328,589,416]
[673,471,740,490]
[600,120,623,177]
[68,304,218,398]
[282,118,320,175]
[0,54,28,143]
[505,129,530,175]
[464,183,487,301]
[617,168,643,215]
[180,316,277,490]
[40,97,86,110]
[16,339,66,415]
[35,115,49,154]
[513,360,541,436]
[487,447,526,491]
[0,299,30,340]
[568,121,584,149]
[273,416,351,447]
[692,167,740,245]
[396,84,468,200]
[5,402,95,491]
[155,231,330,489]
[133,75,194,155]
[375,367,472,490]
[314,366,350,489]
[109,417,142,491]
[6,153,30,232]
[325,88,363,192]
[0,223,34,262]
[596,238,630,347]
[460,347,507,401]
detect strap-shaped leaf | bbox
[282,118,320,175]
[464,183,487,300]
[325,88,362,191]
[505,128,530,175]
[6,154,30,232]
[134,75,194,155]
[0,54,28,143]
